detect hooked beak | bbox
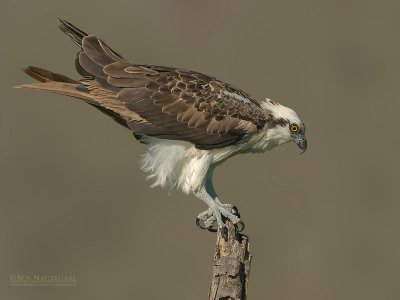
[295,137,307,154]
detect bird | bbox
[17,20,307,234]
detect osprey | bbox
[18,20,307,233]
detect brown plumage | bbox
[18,19,269,150]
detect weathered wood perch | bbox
[208,220,252,300]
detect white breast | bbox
[138,130,282,194]
[139,137,213,194]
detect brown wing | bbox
[61,20,269,149]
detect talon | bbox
[232,206,241,218]
[196,217,209,230]
[236,221,245,232]
[196,217,218,232]
[207,224,218,232]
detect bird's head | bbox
[260,98,307,153]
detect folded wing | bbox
[27,20,269,149]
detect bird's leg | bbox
[194,180,240,229]
[206,175,241,218]
[195,168,244,233]
[215,199,235,211]
[194,187,240,231]
[194,188,224,230]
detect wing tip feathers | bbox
[57,19,88,47]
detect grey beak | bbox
[296,137,307,154]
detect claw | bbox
[196,216,218,232]
[207,224,218,232]
[232,206,241,218]
[195,217,208,230]
[236,221,245,232]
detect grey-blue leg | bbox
[194,167,241,231]
[194,186,240,229]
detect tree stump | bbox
[208,220,252,300]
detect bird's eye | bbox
[290,124,300,133]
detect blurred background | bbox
[1,1,399,299]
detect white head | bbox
[260,98,307,153]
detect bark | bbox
[208,220,252,300]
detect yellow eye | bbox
[290,124,300,133]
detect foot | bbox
[196,208,217,231]
[195,203,243,232]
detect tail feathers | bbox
[17,66,91,100]
[58,19,88,47]
[17,66,132,129]
[16,81,93,102]
[16,80,131,129]
[23,66,79,84]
